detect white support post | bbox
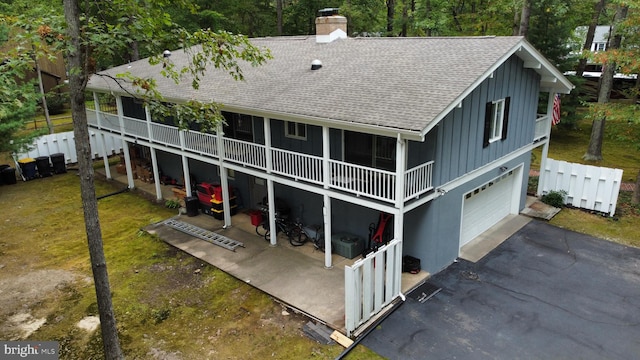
[181,155,192,197]
[122,140,135,189]
[267,178,277,246]
[393,134,407,292]
[100,133,112,179]
[322,126,330,189]
[145,105,153,142]
[150,147,162,201]
[262,118,276,245]
[394,134,407,208]
[93,92,102,128]
[323,193,332,269]
[115,96,125,137]
[116,96,136,188]
[215,123,232,227]
[537,92,556,196]
[264,118,273,174]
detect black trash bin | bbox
[18,158,37,180]
[1,167,17,185]
[36,156,52,177]
[0,165,10,185]
[50,153,66,174]
[184,196,200,217]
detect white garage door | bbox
[460,170,517,248]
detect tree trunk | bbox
[576,0,606,77]
[633,170,640,205]
[130,40,140,62]
[401,1,408,37]
[424,0,432,36]
[386,0,395,35]
[276,0,283,36]
[583,5,628,162]
[63,0,124,359]
[512,5,520,36]
[518,0,531,37]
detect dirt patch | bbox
[0,269,78,339]
[76,316,100,332]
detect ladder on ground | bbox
[163,219,245,252]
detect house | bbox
[85,13,573,335]
[572,25,637,81]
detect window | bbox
[483,97,510,148]
[285,121,307,140]
[594,42,606,52]
[344,131,396,171]
[490,99,505,142]
[222,112,254,142]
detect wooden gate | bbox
[344,238,403,337]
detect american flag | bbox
[551,94,561,126]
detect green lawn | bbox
[532,113,640,247]
[0,173,377,359]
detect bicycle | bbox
[255,199,322,248]
[255,210,309,246]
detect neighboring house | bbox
[572,25,637,80]
[85,13,572,335]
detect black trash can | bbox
[50,153,66,174]
[0,164,10,185]
[18,158,37,180]
[36,156,52,177]
[1,167,17,185]
[184,196,200,217]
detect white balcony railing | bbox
[405,161,434,199]
[222,137,266,169]
[123,116,149,139]
[534,114,548,141]
[87,109,434,204]
[184,130,218,156]
[330,160,396,202]
[271,148,323,184]
[150,122,181,147]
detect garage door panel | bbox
[461,172,515,247]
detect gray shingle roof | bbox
[87,35,571,135]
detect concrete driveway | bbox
[362,220,640,359]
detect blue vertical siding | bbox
[426,55,540,187]
[270,119,323,156]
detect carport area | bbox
[362,221,640,359]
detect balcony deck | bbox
[87,109,435,205]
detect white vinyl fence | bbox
[344,238,403,337]
[540,158,623,216]
[16,131,122,164]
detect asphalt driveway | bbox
[362,220,640,359]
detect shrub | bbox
[45,92,69,115]
[165,199,181,209]
[541,190,567,208]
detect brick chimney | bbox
[315,8,347,43]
